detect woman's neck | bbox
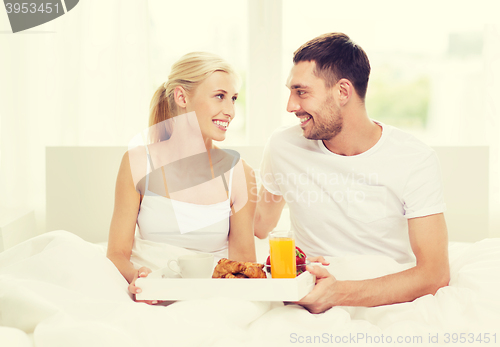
[165,112,207,160]
[204,137,214,152]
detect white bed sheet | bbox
[1,230,499,347]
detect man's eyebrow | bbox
[287,84,309,90]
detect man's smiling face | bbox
[286,61,343,141]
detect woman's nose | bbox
[224,100,236,118]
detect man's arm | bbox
[298,213,450,313]
[254,185,286,239]
[227,160,257,262]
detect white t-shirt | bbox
[260,121,446,263]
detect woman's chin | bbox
[212,133,227,142]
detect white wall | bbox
[45,146,491,243]
[1,0,499,238]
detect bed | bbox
[0,146,499,347]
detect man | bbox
[254,33,450,313]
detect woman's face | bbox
[186,71,239,142]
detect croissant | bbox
[243,262,267,279]
[212,258,266,279]
[222,272,247,278]
[212,258,246,278]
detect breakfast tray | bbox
[135,271,315,301]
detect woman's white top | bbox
[136,150,235,259]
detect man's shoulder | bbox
[266,124,304,149]
[266,124,320,154]
[268,124,302,142]
[382,123,436,158]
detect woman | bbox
[106,52,257,302]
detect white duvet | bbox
[1,230,499,347]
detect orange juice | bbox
[269,237,296,278]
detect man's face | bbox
[286,61,342,141]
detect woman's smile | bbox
[212,119,229,131]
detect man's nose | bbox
[286,94,300,113]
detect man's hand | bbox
[296,213,450,314]
[307,256,330,266]
[296,265,338,314]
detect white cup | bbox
[167,253,214,278]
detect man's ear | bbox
[337,79,353,106]
[173,86,188,109]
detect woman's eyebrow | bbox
[214,89,238,97]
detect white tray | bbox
[135,271,315,301]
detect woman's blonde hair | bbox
[148,52,238,142]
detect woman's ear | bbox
[173,86,188,109]
[337,78,353,106]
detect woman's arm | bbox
[106,151,143,284]
[227,159,257,262]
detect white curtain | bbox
[0,0,150,233]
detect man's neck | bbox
[322,110,382,156]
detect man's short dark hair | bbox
[293,33,371,100]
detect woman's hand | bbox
[129,266,158,305]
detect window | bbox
[148,0,248,145]
[283,0,499,145]
[147,0,499,147]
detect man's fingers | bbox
[295,277,331,314]
[308,256,330,265]
[306,265,331,279]
[296,284,323,305]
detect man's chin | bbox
[303,130,333,141]
[302,127,319,140]
[303,132,320,141]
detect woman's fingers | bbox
[130,268,165,305]
[128,282,141,294]
[134,267,150,292]
[138,266,152,278]
[129,267,151,295]
[137,300,158,305]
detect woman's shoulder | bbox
[121,146,149,194]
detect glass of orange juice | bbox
[269,230,296,278]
